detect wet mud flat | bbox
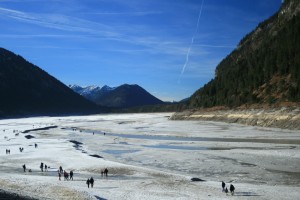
[69,126,300,187]
[76,127,300,145]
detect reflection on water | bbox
[104,132,300,145]
[142,144,207,150]
[103,149,140,155]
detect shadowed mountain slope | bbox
[92,84,164,108]
[0,48,100,117]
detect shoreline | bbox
[170,107,300,130]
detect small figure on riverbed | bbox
[35,143,38,148]
[22,164,26,172]
[58,171,61,181]
[70,170,73,180]
[90,177,94,188]
[86,178,90,188]
[40,162,44,172]
[64,170,69,180]
[221,181,226,192]
[104,168,108,177]
[225,187,228,195]
[230,184,235,195]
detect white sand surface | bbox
[0,113,299,199]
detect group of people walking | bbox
[222,181,235,195]
[101,168,108,177]
[57,167,109,188]
[86,177,94,188]
[40,162,49,172]
[57,166,74,181]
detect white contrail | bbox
[179,0,205,82]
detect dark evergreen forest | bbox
[188,0,300,108]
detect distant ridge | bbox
[0,48,100,117]
[70,84,115,104]
[70,84,164,108]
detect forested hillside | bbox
[188,0,300,108]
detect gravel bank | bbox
[170,107,300,130]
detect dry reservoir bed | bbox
[0,113,299,200]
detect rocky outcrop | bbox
[170,107,300,130]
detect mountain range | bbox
[1,0,298,117]
[70,84,164,108]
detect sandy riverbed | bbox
[0,113,299,199]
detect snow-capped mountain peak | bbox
[101,85,115,91]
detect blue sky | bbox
[0,0,282,101]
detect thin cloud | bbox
[0,34,90,38]
[194,44,236,48]
[83,11,162,16]
[0,7,119,37]
[0,6,180,56]
[0,6,212,59]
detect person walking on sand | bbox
[58,171,61,181]
[104,168,108,177]
[64,170,69,181]
[221,181,226,192]
[40,162,44,172]
[70,170,73,180]
[90,177,94,188]
[230,184,235,195]
[22,164,26,172]
[225,187,229,195]
[86,178,90,188]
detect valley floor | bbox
[0,113,299,199]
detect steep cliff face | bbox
[189,0,300,108]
